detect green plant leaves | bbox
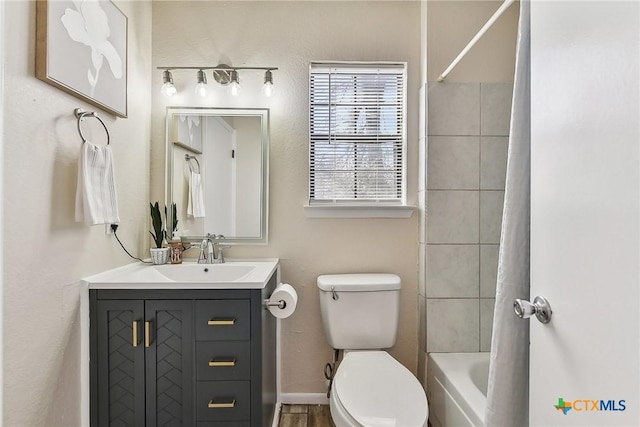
[149,201,165,248]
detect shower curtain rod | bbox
[437,0,516,82]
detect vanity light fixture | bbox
[195,69,208,97]
[158,65,278,98]
[161,70,177,97]
[262,70,275,98]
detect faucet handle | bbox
[217,245,231,263]
[197,242,208,264]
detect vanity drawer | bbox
[196,381,251,421]
[195,300,250,341]
[196,341,251,381]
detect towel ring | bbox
[74,108,110,145]
[185,154,200,174]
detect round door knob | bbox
[514,299,536,319]
[514,296,552,324]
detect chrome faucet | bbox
[211,234,229,264]
[197,234,229,264]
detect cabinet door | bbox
[95,300,146,427]
[144,300,194,427]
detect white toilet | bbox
[317,274,428,427]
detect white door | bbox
[204,117,237,236]
[530,1,639,426]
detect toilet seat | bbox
[332,351,428,427]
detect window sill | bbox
[303,204,415,219]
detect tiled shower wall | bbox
[421,82,512,353]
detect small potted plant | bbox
[165,202,178,237]
[149,201,169,264]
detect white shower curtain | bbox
[485,0,530,426]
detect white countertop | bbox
[81,258,279,290]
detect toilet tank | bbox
[317,274,401,350]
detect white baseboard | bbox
[280,393,330,405]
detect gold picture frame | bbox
[36,0,128,118]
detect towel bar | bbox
[74,108,110,145]
[185,154,201,174]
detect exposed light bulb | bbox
[195,83,208,97]
[262,82,275,97]
[161,70,177,96]
[228,82,241,96]
[161,82,176,96]
[262,70,275,97]
[195,70,208,97]
[228,70,241,97]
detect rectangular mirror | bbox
[165,107,269,244]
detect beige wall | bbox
[427,0,519,83]
[152,1,421,394]
[2,1,152,425]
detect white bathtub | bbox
[427,352,489,427]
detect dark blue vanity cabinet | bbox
[89,273,277,427]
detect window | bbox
[309,62,406,206]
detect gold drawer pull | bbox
[132,320,140,347]
[208,359,237,367]
[208,399,236,409]
[145,321,151,348]
[208,318,236,326]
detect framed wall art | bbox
[36,0,128,118]
[174,114,204,154]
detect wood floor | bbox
[279,404,434,427]
[278,404,336,427]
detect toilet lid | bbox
[333,351,428,427]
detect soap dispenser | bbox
[170,237,184,264]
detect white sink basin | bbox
[153,263,254,282]
[81,259,279,289]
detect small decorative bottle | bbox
[170,237,184,264]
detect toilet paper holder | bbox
[264,299,286,309]
[264,283,297,319]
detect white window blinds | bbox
[309,62,406,204]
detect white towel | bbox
[187,171,206,218]
[75,141,120,225]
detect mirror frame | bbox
[165,106,270,245]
